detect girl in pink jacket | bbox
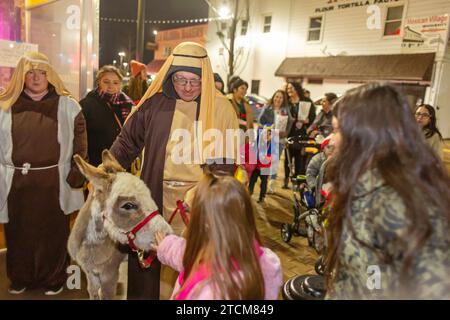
[154,173,283,300]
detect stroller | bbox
[280,133,323,243]
[281,162,332,300]
[282,189,331,300]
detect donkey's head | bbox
[74,150,173,251]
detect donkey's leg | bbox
[99,267,120,300]
[86,271,101,300]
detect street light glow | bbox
[118,52,125,57]
[218,6,230,18]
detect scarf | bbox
[96,88,134,125]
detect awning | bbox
[275,53,435,82]
[146,59,166,75]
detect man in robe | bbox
[110,42,240,300]
[0,51,87,295]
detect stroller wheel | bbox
[281,223,292,243]
[315,256,325,276]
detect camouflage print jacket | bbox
[327,170,450,300]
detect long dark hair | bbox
[287,81,308,101]
[326,83,450,296]
[231,78,248,93]
[180,173,265,299]
[415,104,443,139]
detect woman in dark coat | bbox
[283,82,316,188]
[80,65,134,167]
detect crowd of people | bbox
[0,41,449,300]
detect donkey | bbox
[68,150,173,299]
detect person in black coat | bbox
[79,65,134,167]
[283,82,316,188]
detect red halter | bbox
[126,200,190,269]
[126,210,160,269]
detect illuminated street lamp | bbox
[118,51,126,68]
[218,6,231,19]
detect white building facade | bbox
[206,0,450,138]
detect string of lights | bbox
[100,16,231,24]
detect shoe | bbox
[267,180,275,194]
[8,284,26,295]
[257,199,267,207]
[44,285,64,296]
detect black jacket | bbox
[79,91,123,166]
[288,98,316,137]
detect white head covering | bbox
[0,51,71,111]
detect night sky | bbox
[99,0,209,66]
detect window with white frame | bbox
[263,15,272,33]
[383,5,404,36]
[241,19,248,36]
[251,80,260,95]
[307,16,323,42]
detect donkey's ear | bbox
[101,150,126,174]
[74,154,109,191]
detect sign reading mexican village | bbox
[315,0,402,13]
[401,15,449,54]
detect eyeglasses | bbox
[415,112,431,118]
[172,76,202,87]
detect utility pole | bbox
[136,0,146,61]
[227,0,239,88]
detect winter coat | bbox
[424,130,444,159]
[327,170,450,299]
[228,95,254,131]
[258,104,294,139]
[80,90,130,166]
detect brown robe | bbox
[110,92,239,299]
[4,91,87,289]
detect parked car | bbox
[246,93,268,121]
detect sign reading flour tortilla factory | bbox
[315,0,402,13]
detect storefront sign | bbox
[0,39,38,67]
[315,0,401,13]
[401,15,449,53]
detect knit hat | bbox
[321,134,334,151]
[130,60,147,77]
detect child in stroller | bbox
[281,138,334,301]
[280,134,333,248]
